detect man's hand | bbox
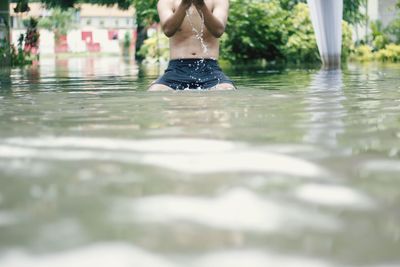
[194,0,229,38]
[180,0,192,9]
[159,0,192,37]
[192,0,205,8]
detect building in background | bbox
[10,3,136,56]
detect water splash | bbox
[184,6,225,90]
[186,7,208,54]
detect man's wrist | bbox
[193,0,206,8]
[195,2,207,12]
[179,1,191,9]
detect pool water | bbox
[0,57,399,267]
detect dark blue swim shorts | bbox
[153,58,235,90]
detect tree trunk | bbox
[135,26,147,62]
[0,0,10,67]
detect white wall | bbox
[11,28,134,55]
[39,30,55,55]
[80,17,134,29]
[67,30,86,53]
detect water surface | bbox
[0,57,399,267]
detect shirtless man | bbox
[148,0,235,91]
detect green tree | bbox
[131,0,159,61]
[39,0,131,10]
[370,20,390,50]
[386,2,400,44]
[221,0,289,62]
[280,0,366,25]
[38,7,76,40]
[387,18,400,44]
[279,0,304,10]
[282,3,319,63]
[343,0,366,25]
[221,1,354,63]
[132,0,158,28]
[0,0,11,67]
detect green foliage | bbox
[343,0,366,25]
[13,0,30,13]
[279,0,366,25]
[0,39,10,63]
[21,0,152,19]
[351,45,374,62]
[138,29,169,63]
[2,17,40,67]
[369,2,400,47]
[38,0,131,10]
[39,0,76,9]
[132,0,158,28]
[370,20,390,50]
[123,32,131,49]
[221,0,289,62]
[351,44,400,63]
[282,3,319,63]
[11,34,30,65]
[279,0,304,10]
[38,8,76,38]
[23,17,40,52]
[221,1,353,64]
[386,17,400,44]
[10,34,32,66]
[375,44,400,62]
[341,21,354,61]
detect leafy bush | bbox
[351,45,374,62]
[342,21,354,61]
[38,8,76,40]
[370,20,390,50]
[279,0,367,25]
[351,44,400,63]
[221,1,353,64]
[282,3,319,63]
[138,29,169,63]
[386,17,400,44]
[1,17,40,67]
[375,44,400,62]
[221,0,289,62]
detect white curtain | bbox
[307,0,343,68]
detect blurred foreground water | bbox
[0,57,399,267]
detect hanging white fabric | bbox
[307,0,343,68]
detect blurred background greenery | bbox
[1,0,400,66]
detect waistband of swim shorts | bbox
[168,58,219,67]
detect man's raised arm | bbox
[193,0,228,38]
[158,0,192,37]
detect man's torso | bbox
[170,0,220,59]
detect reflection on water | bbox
[304,69,345,147]
[0,57,400,267]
